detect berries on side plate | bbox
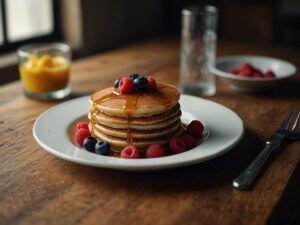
[181,134,197,149]
[118,77,135,94]
[146,144,165,158]
[169,137,187,154]
[237,63,252,77]
[253,69,264,78]
[83,136,98,152]
[133,76,148,91]
[120,145,140,159]
[75,128,91,146]
[76,122,89,131]
[239,68,252,77]
[264,70,276,78]
[186,120,204,140]
[228,63,276,78]
[240,63,253,73]
[228,69,239,75]
[95,141,110,155]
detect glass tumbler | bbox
[17,43,71,100]
[180,6,218,96]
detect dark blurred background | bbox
[0,0,299,85]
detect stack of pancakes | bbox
[88,83,183,152]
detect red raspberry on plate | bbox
[181,134,197,149]
[186,120,204,140]
[118,77,135,94]
[146,144,165,158]
[147,76,157,91]
[169,137,187,154]
[75,128,91,146]
[76,122,89,131]
[120,145,140,159]
[264,70,276,78]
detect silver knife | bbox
[233,112,294,190]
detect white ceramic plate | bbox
[210,55,297,92]
[33,95,244,171]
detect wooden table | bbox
[1,37,300,225]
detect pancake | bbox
[92,119,182,139]
[88,105,181,130]
[88,82,184,153]
[89,103,181,126]
[89,83,180,117]
[91,124,184,152]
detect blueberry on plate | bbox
[95,141,110,155]
[134,76,148,91]
[128,73,139,80]
[83,136,97,152]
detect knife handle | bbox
[233,143,276,190]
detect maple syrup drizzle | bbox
[90,84,180,145]
[91,90,138,144]
[127,128,133,144]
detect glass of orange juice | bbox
[17,43,71,100]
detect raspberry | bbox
[239,68,252,77]
[120,146,140,159]
[228,69,239,75]
[239,63,253,77]
[146,144,165,158]
[118,77,135,93]
[253,69,264,78]
[186,120,204,140]
[181,134,197,149]
[264,70,276,78]
[75,129,91,146]
[76,122,89,131]
[228,63,276,79]
[169,137,187,154]
[240,63,253,72]
[147,76,157,91]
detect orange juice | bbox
[19,55,70,93]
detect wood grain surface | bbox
[0,37,300,225]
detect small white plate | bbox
[210,55,297,92]
[33,95,244,171]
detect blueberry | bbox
[95,141,110,155]
[114,78,121,88]
[128,73,139,80]
[134,76,148,91]
[83,136,97,152]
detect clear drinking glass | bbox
[180,5,218,96]
[17,43,71,100]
